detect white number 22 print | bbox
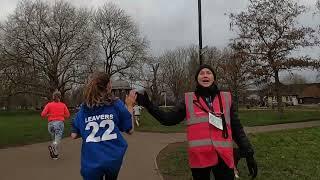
[85,120,117,142]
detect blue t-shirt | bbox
[72,99,132,174]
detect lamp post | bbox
[161,91,167,107]
[198,0,203,65]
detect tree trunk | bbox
[60,89,66,102]
[233,89,239,113]
[5,95,12,111]
[274,70,284,118]
[151,85,159,106]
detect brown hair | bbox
[52,90,61,102]
[83,72,114,108]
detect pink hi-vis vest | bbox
[185,91,234,168]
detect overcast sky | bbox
[0,0,319,81]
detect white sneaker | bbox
[234,168,240,179]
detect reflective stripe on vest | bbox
[188,139,233,148]
[222,92,231,124]
[186,92,231,125]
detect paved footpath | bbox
[0,132,185,180]
[1,120,319,180]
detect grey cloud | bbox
[0,0,19,21]
[1,0,318,54]
[1,0,319,58]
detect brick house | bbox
[111,80,132,101]
[264,83,320,106]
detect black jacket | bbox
[137,92,254,158]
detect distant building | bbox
[111,80,131,101]
[263,83,320,106]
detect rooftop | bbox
[112,80,131,90]
[265,83,320,98]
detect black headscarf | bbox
[194,64,219,98]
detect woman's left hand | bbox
[125,90,137,108]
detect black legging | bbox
[103,171,118,180]
[191,159,234,180]
[82,171,118,180]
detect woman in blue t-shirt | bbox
[71,72,136,180]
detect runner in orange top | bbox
[41,90,70,160]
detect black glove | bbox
[246,155,258,179]
[136,91,152,108]
[233,148,241,166]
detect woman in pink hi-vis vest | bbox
[136,64,257,180]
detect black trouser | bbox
[102,174,118,180]
[191,159,234,180]
[82,170,119,180]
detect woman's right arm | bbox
[64,104,70,119]
[136,92,186,126]
[41,104,49,118]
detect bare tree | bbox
[160,46,197,102]
[215,48,255,112]
[0,49,46,109]
[0,57,16,109]
[139,57,166,105]
[123,46,198,106]
[1,0,93,99]
[281,73,308,84]
[316,0,320,76]
[230,0,317,115]
[114,54,166,105]
[186,46,200,89]
[93,3,148,77]
[203,47,224,72]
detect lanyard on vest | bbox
[193,99,213,114]
[193,93,229,139]
[217,93,229,139]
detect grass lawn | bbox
[239,109,320,126]
[1,107,319,148]
[157,127,320,180]
[0,111,72,149]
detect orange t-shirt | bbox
[41,102,70,121]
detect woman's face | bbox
[197,68,215,87]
